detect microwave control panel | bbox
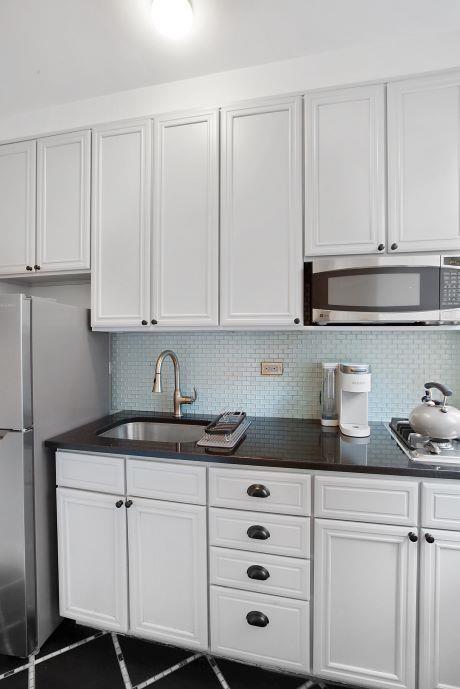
[441,258,460,309]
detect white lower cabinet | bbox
[313,519,418,689]
[210,586,310,673]
[127,498,208,649]
[57,488,128,632]
[419,529,460,689]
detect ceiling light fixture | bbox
[151,0,194,39]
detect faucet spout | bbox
[151,350,197,418]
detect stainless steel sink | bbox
[98,420,208,443]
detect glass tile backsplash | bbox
[111,331,460,421]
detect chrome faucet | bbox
[152,350,197,418]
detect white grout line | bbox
[133,653,202,689]
[34,630,108,665]
[0,661,31,682]
[296,682,315,689]
[27,654,35,689]
[111,633,133,689]
[206,656,231,689]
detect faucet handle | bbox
[182,387,197,405]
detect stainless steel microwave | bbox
[307,255,460,325]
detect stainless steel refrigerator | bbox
[0,294,109,657]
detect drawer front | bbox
[209,468,311,515]
[210,547,310,600]
[56,451,125,494]
[126,459,206,505]
[314,475,419,525]
[422,482,460,530]
[210,585,310,673]
[209,508,310,558]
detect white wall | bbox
[2,30,460,141]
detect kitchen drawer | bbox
[422,481,460,530]
[210,585,310,673]
[56,451,125,494]
[314,474,419,526]
[209,507,310,558]
[209,467,311,515]
[126,458,206,505]
[210,547,310,600]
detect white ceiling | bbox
[1,0,460,118]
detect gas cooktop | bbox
[388,417,460,464]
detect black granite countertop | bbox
[45,410,460,479]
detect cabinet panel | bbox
[152,111,219,325]
[37,131,91,272]
[128,498,208,650]
[220,96,303,326]
[419,529,460,689]
[314,519,417,689]
[56,451,125,494]
[305,84,386,256]
[210,586,310,673]
[209,467,311,515]
[209,507,310,558]
[91,121,151,328]
[126,458,206,505]
[0,140,36,275]
[388,72,460,252]
[422,481,460,531]
[314,475,418,525]
[57,488,128,632]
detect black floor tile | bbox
[118,634,194,685]
[0,670,28,689]
[216,657,305,689]
[36,618,101,659]
[35,633,124,689]
[153,656,221,688]
[0,655,28,679]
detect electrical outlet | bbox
[261,361,283,376]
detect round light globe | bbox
[151,0,194,39]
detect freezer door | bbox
[0,295,32,430]
[0,429,36,657]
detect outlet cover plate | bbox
[261,361,283,376]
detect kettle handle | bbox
[424,382,453,398]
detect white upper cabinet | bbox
[220,96,303,326]
[305,84,386,256]
[388,71,460,253]
[36,131,91,272]
[0,141,36,275]
[314,519,417,689]
[92,120,152,328]
[152,111,219,326]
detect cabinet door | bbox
[388,72,460,252]
[314,519,417,689]
[419,529,460,689]
[56,488,128,632]
[152,111,219,326]
[91,120,151,328]
[36,131,91,272]
[128,498,208,650]
[305,84,386,256]
[221,97,303,326]
[0,140,36,275]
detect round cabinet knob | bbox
[408,532,418,542]
[26,265,33,271]
[247,525,270,540]
[377,244,385,251]
[115,500,123,508]
[425,533,435,544]
[141,320,148,326]
[151,319,158,325]
[246,611,269,628]
[125,499,133,508]
[247,484,270,499]
[390,243,398,251]
[34,265,41,271]
[294,318,301,325]
[247,565,270,581]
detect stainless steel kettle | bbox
[409,382,460,440]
